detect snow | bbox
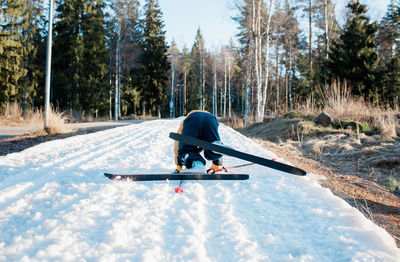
[0,119,399,261]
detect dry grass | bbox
[318,79,353,119]
[1,102,68,134]
[372,108,398,138]
[220,113,247,129]
[226,80,399,138]
[4,102,23,118]
[309,80,400,138]
[48,109,69,134]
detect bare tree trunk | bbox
[114,15,120,121]
[142,102,146,117]
[275,41,280,114]
[309,0,313,71]
[245,0,256,125]
[228,56,232,118]
[285,68,288,112]
[109,49,112,120]
[244,59,252,126]
[213,63,217,115]
[170,60,175,118]
[288,40,293,111]
[255,0,263,122]
[220,75,223,116]
[323,0,329,88]
[223,56,227,118]
[184,69,187,115]
[109,90,112,120]
[261,0,274,120]
[179,80,182,116]
[219,60,222,116]
[324,0,329,61]
[118,48,121,118]
[200,47,203,110]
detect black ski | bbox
[104,172,249,181]
[169,132,307,176]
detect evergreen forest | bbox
[1,0,399,123]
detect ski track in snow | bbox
[0,119,399,261]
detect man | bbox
[174,110,224,173]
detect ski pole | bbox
[209,163,255,173]
[210,158,278,173]
[175,179,184,193]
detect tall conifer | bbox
[54,0,108,114]
[80,0,109,114]
[328,1,378,99]
[138,0,169,116]
[53,0,85,111]
[186,28,205,112]
[0,0,26,112]
[23,0,46,112]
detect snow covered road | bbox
[0,119,399,261]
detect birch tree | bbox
[234,0,262,124]
[180,46,192,115]
[315,0,339,73]
[260,0,275,121]
[254,0,263,122]
[281,0,301,111]
[297,0,317,71]
[110,0,142,117]
[212,58,217,115]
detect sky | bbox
[158,0,238,50]
[157,0,392,50]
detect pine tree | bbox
[123,0,142,116]
[280,0,301,111]
[23,0,46,112]
[383,52,400,107]
[53,0,85,111]
[138,0,169,116]
[0,0,26,112]
[297,0,317,72]
[80,0,109,115]
[297,0,340,103]
[186,28,205,112]
[53,0,109,115]
[328,1,378,100]
[377,1,400,64]
[380,2,400,107]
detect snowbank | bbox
[0,119,399,261]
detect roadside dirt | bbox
[236,118,400,247]
[0,122,132,156]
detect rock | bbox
[314,112,332,127]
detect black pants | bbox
[177,112,223,168]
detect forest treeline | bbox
[1,0,399,122]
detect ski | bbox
[104,172,249,181]
[169,132,307,176]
